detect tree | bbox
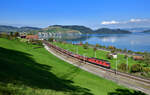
[143,52,150,66]
[96,44,100,48]
[111,49,116,53]
[83,42,88,49]
[118,63,129,72]
[48,38,54,42]
[10,32,13,37]
[106,53,113,59]
[130,64,142,73]
[123,48,127,53]
[143,67,150,73]
[108,46,116,50]
[14,32,20,38]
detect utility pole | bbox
[126,56,128,72]
[76,46,78,54]
[83,53,86,64]
[115,57,118,74]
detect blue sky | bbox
[0,0,150,29]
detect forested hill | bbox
[51,25,93,34]
[94,28,131,34]
[0,25,132,34]
[0,25,41,33]
[0,25,18,32]
[143,30,150,33]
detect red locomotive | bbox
[43,41,111,69]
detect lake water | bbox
[66,33,150,52]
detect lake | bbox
[66,33,150,52]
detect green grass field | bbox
[52,42,144,70]
[0,38,146,95]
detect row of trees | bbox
[118,63,150,75]
[81,42,150,76]
[0,32,20,39]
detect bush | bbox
[106,53,113,59]
[83,44,88,49]
[124,54,128,59]
[48,38,54,42]
[143,67,150,73]
[83,42,88,49]
[111,50,116,53]
[95,44,100,47]
[130,64,142,73]
[118,63,129,72]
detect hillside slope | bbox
[0,25,41,33]
[143,30,150,33]
[0,38,146,95]
[94,28,131,34]
[43,26,81,34]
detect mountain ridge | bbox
[0,25,133,34]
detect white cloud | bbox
[101,20,119,25]
[129,18,147,22]
[101,18,150,25]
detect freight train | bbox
[43,41,111,69]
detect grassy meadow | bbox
[0,38,146,95]
[52,42,144,70]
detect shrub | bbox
[95,44,100,48]
[118,63,129,72]
[124,54,128,59]
[143,67,150,73]
[83,44,88,49]
[83,42,88,49]
[14,32,20,38]
[48,38,54,42]
[143,52,150,66]
[106,53,113,59]
[111,50,116,53]
[130,64,142,73]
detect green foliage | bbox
[58,25,93,34]
[124,55,128,59]
[143,67,150,73]
[0,33,9,39]
[83,42,89,49]
[131,64,142,73]
[52,42,147,70]
[123,48,127,53]
[14,32,20,38]
[48,37,54,42]
[44,26,81,34]
[0,25,41,33]
[111,50,116,53]
[0,38,131,95]
[93,47,97,51]
[106,53,113,59]
[95,44,100,48]
[94,28,131,34]
[144,52,150,66]
[118,63,129,72]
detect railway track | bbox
[43,41,150,94]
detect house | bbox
[26,35,39,40]
[20,32,27,38]
[132,56,144,60]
